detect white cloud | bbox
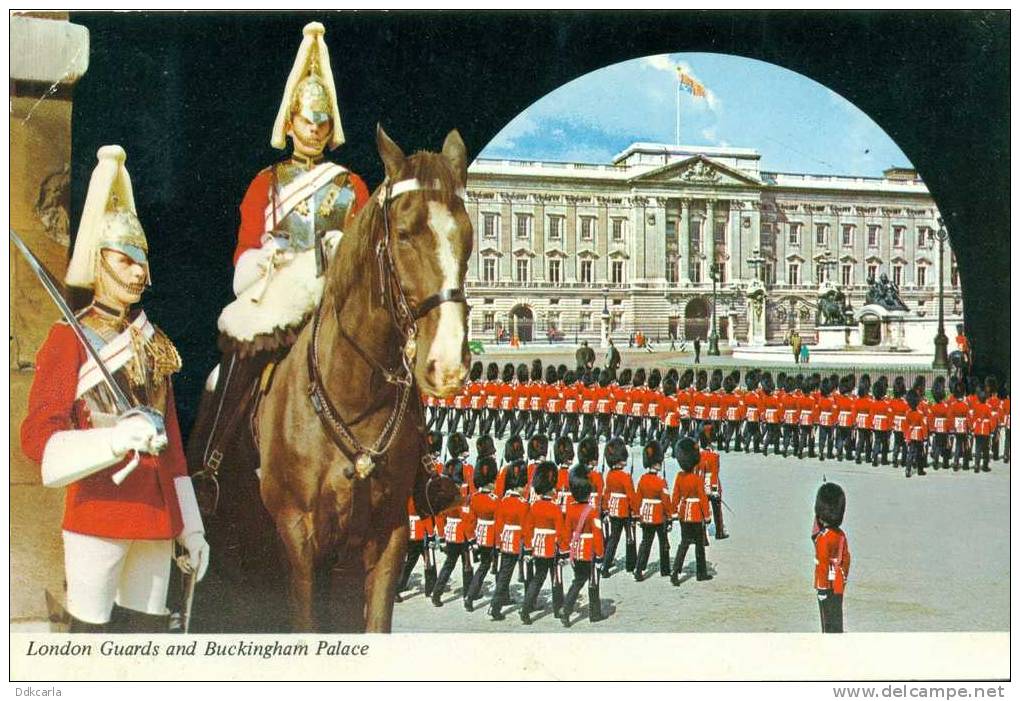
[701,127,717,142]
[641,54,675,72]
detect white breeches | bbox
[62,530,172,623]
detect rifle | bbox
[551,553,565,618]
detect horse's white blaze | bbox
[426,201,466,386]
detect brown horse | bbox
[256,126,472,632]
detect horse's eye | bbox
[396,228,412,241]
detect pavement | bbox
[391,439,1010,633]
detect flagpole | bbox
[675,80,681,145]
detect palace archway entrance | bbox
[509,304,534,343]
[683,297,710,341]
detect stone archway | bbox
[683,296,710,341]
[509,304,534,343]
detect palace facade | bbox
[464,143,961,345]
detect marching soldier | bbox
[760,374,782,456]
[447,432,474,496]
[493,363,517,438]
[970,387,995,473]
[948,379,972,471]
[796,375,819,459]
[670,437,713,585]
[742,371,764,454]
[489,462,529,621]
[560,467,605,627]
[431,459,475,607]
[834,375,857,461]
[928,378,952,470]
[494,434,525,497]
[889,377,910,468]
[816,377,838,461]
[464,457,500,611]
[610,369,633,439]
[553,436,575,512]
[525,433,550,500]
[560,370,582,441]
[633,441,673,581]
[870,377,893,466]
[397,494,437,599]
[520,462,569,624]
[566,436,605,515]
[813,482,851,633]
[853,375,874,464]
[454,361,484,437]
[600,437,638,578]
[596,370,615,439]
[698,442,729,540]
[780,375,800,457]
[478,362,501,436]
[20,146,209,632]
[903,390,928,478]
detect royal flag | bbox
[676,67,707,98]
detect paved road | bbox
[392,442,1009,633]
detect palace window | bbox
[578,311,592,333]
[516,213,532,239]
[841,224,854,247]
[916,264,927,287]
[788,262,800,286]
[916,226,931,248]
[611,260,624,284]
[841,264,853,287]
[789,222,802,245]
[612,218,626,241]
[483,213,500,239]
[892,226,905,248]
[764,262,776,285]
[689,218,703,254]
[815,265,825,285]
[516,258,530,283]
[867,225,880,247]
[580,216,596,241]
[482,257,496,283]
[690,258,703,284]
[483,311,495,331]
[714,219,726,246]
[867,264,878,282]
[548,258,561,284]
[580,259,593,284]
[666,258,679,284]
[892,264,903,287]
[547,215,562,240]
[815,223,829,246]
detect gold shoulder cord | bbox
[127,325,183,391]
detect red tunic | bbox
[889,397,910,434]
[435,499,475,544]
[697,450,721,496]
[671,471,710,523]
[928,400,951,434]
[494,491,529,554]
[407,496,435,541]
[904,409,928,442]
[970,402,995,436]
[948,398,970,434]
[469,489,500,547]
[20,323,188,540]
[601,468,639,518]
[565,501,605,561]
[635,472,673,525]
[813,527,851,594]
[523,496,569,557]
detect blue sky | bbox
[480,53,912,177]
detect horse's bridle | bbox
[307,177,468,480]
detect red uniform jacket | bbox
[743,390,762,423]
[21,323,188,540]
[635,472,673,525]
[565,501,605,562]
[762,393,782,424]
[781,391,800,425]
[602,468,639,518]
[948,398,970,434]
[889,397,910,434]
[407,496,435,541]
[970,402,995,436]
[671,471,710,523]
[813,527,851,594]
[523,496,569,558]
[798,392,817,426]
[565,469,604,513]
[494,491,529,554]
[816,394,837,427]
[854,395,874,430]
[469,489,500,547]
[871,398,892,432]
[697,450,722,496]
[904,409,928,442]
[835,392,856,428]
[435,500,475,544]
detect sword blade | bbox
[10,229,133,413]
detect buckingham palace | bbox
[463,142,960,345]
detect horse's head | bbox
[376,126,473,397]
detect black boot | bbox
[109,604,169,633]
[588,583,602,623]
[68,615,109,634]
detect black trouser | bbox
[761,422,781,455]
[546,412,562,439]
[855,427,872,463]
[612,414,628,439]
[974,435,990,472]
[672,521,708,579]
[744,421,762,453]
[433,542,473,598]
[466,547,495,601]
[891,431,907,466]
[1004,428,1010,462]
[478,408,495,435]
[522,557,554,614]
[429,407,449,433]
[598,413,613,439]
[871,429,891,465]
[463,409,479,437]
[835,427,854,461]
[580,413,596,439]
[798,424,815,457]
[709,494,727,538]
[952,432,970,469]
[635,523,670,576]
[447,409,464,435]
[720,420,736,452]
[817,588,844,633]
[563,560,593,618]
[602,516,636,574]
[561,413,579,441]
[490,551,519,615]
[905,440,926,476]
[397,539,433,594]
[818,426,835,460]
[781,422,798,456]
[931,433,950,469]
[494,409,514,438]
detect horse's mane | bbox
[326,151,460,309]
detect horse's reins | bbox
[307,176,468,480]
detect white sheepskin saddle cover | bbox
[217,248,324,342]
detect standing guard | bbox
[633,441,673,581]
[903,390,928,478]
[834,375,857,461]
[889,377,910,468]
[928,379,951,470]
[870,378,893,466]
[813,482,851,633]
[670,438,713,585]
[20,146,208,632]
[816,377,838,461]
[948,380,972,471]
[853,375,875,464]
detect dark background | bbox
[68,11,1010,435]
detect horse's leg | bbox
[363,524,408,633]
[274,507,318,632]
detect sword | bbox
[10,228,166,484]
[172,554,197,634]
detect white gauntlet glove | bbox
[175,477,210,581]
[41,413,163,489]
[109,413,166,456]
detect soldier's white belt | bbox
[76,311,155,398]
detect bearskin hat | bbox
[447,432,468,457]
[745,372,758,392]
[528,433,549,461]
[893,376,907,399]
[476,434,496,459]
[674,436,700,472]
[501,363,515,383]
[531,461,557,496]
[578,436,599,465]
[820,377,833,396]
[530,359,543,382]
[516,363,529,383]
[544,365,558,384]
[604,437,629,467]
[568,465,593,504]
[619,368,633,386]
[554,437,575,466]
[905,389,920,412]
[557,364,569,381]
[815,482,846,528]
[966,376,979,395]
[503,460,528,491]
[912,375,926,394]
[709,373,722,392]
[872,377,887,400]
[761,374,775,395]
[648,369,662,391]
[666,368,679,382]
[931,383,946,403]
[723,375,736,393]
[952,379,966,399]
[695,370,708,390]
[662,377,677,397]
[504,434,524,462]
[564,370,577,385]
[474,456,498,489]
[486,362,499,381]
[598,370,612,387]
[985,375,999,397]
[443,458,465,485]
[469,361,483,381]
[643,440,664,469]
[632,368,646,388]
[426,430,443,455]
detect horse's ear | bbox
[376,124,405,180]
[442,129,468,187]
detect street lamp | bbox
[932,219,950,369]
[708,262,721,356]
[600,286,611,349]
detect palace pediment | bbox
[629,155,761,188]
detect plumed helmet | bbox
[545,366,558,384]
[501,363,515,382]
[604,437,629,467]
[815,482,846,528]
[578,436,599,465]
[527,433,549,461]
[648,369,662,390]
[633,368,647,387]
[553,437,575,466]
[504,460,528,491]
[516,363,529,383]
[271,23,345,151]
[643,440,664,469]
[476,434,496,459]
[619,368,633,386]
[530,359,543,381]
[568,465,593,504]
[474,456,498,489]
[504,434,524,462]
[486,362,499,381]
[426,430,443,455]
[443,458,465,485]
[447,432,469,457]
[531,461,558,496]
[674,436,700,472]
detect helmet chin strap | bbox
[96,254,144,307]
